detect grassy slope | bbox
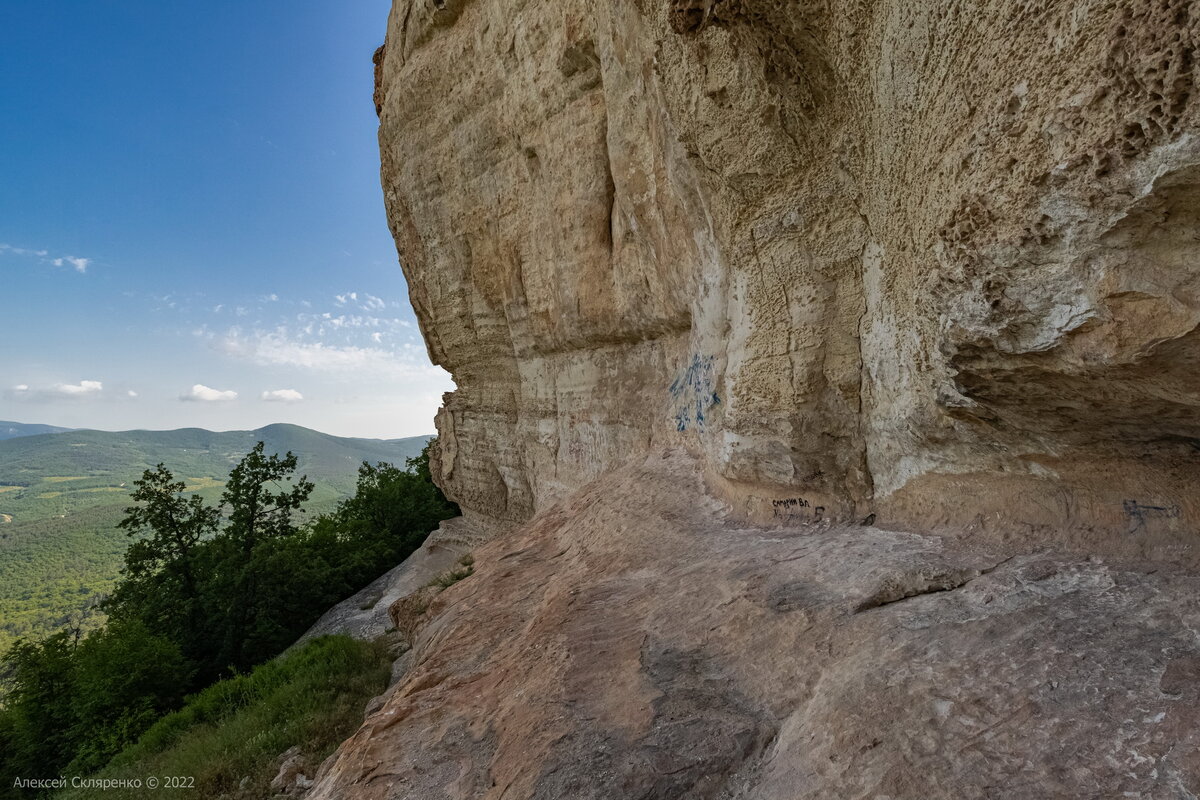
[0,425,429,654]
[54,635,392,800]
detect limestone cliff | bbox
[308,1,1200,797]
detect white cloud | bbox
[53,380,103,396]
[52,256,90,273]
[261,389,304,403]
[333,291,387,312]
[1,244,48,257]
[2,243,90,272]
[7,380,110,401]
[127,390,139,398]
[180,384,238,402]
[217,328,440,380]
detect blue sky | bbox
[0,1,452,438]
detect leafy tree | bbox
[211,443,313,672]
[109,465,218,652]
[67,619,187,774]
[0,438,458,787]
[307,441,459,596]
[0,630,80,780]
[221,444,314,554]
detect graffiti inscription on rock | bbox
[669,354,720,432]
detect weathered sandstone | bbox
[309,453,1200,798]
[309,0,1200,796]
[378,0,1199,550]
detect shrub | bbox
[56,636,391,800]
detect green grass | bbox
[182,477,223,491]
[0,425,430,657]
[430,554,475,590]
[54,635,392,800]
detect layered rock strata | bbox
[378,0,1200,553]
[317,1,1200,796]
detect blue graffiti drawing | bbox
[670,354,720,432]
[1123,500,1181,534]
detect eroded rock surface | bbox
[309,453,1200,798]
[378,0,1200,548]
[330,1,1200,796]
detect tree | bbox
[67,619,187,774]
[211,443,314,672]
[0,631,80,779]
[308,440,459,593]
[109,465,218,647]
[0,439,459,785]
[221,444,314,554]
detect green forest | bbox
[0,438,458,797]
[0,425,428,655]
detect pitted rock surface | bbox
[308,453,1200,798]
[329,1,1200,796]
[377,0,1200,554]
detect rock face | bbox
[377,0,1200,549]
[309,453,1200,798]
[309,0,1200,796]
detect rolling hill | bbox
[0,423,431,655]
[0,420,74,441]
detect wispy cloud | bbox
[180,384,238,402]
[215,327,438,380]
[6,379,124,402]
[261,388,304,403]
[334,291,387,312]
[0,245,48,257]
[1,243,92,273]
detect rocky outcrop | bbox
[295,517,487,645]
[377,0,1199,551]
[309,453,1200,798]
[310,0,1200,796]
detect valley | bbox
[0,423,429,655]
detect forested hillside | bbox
[0,422,74,441]
[0,424,429,654]
[0,439,459,793]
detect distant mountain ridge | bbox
[0,421,75,441]
[0,422,433,655]
[0,423,431,492]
